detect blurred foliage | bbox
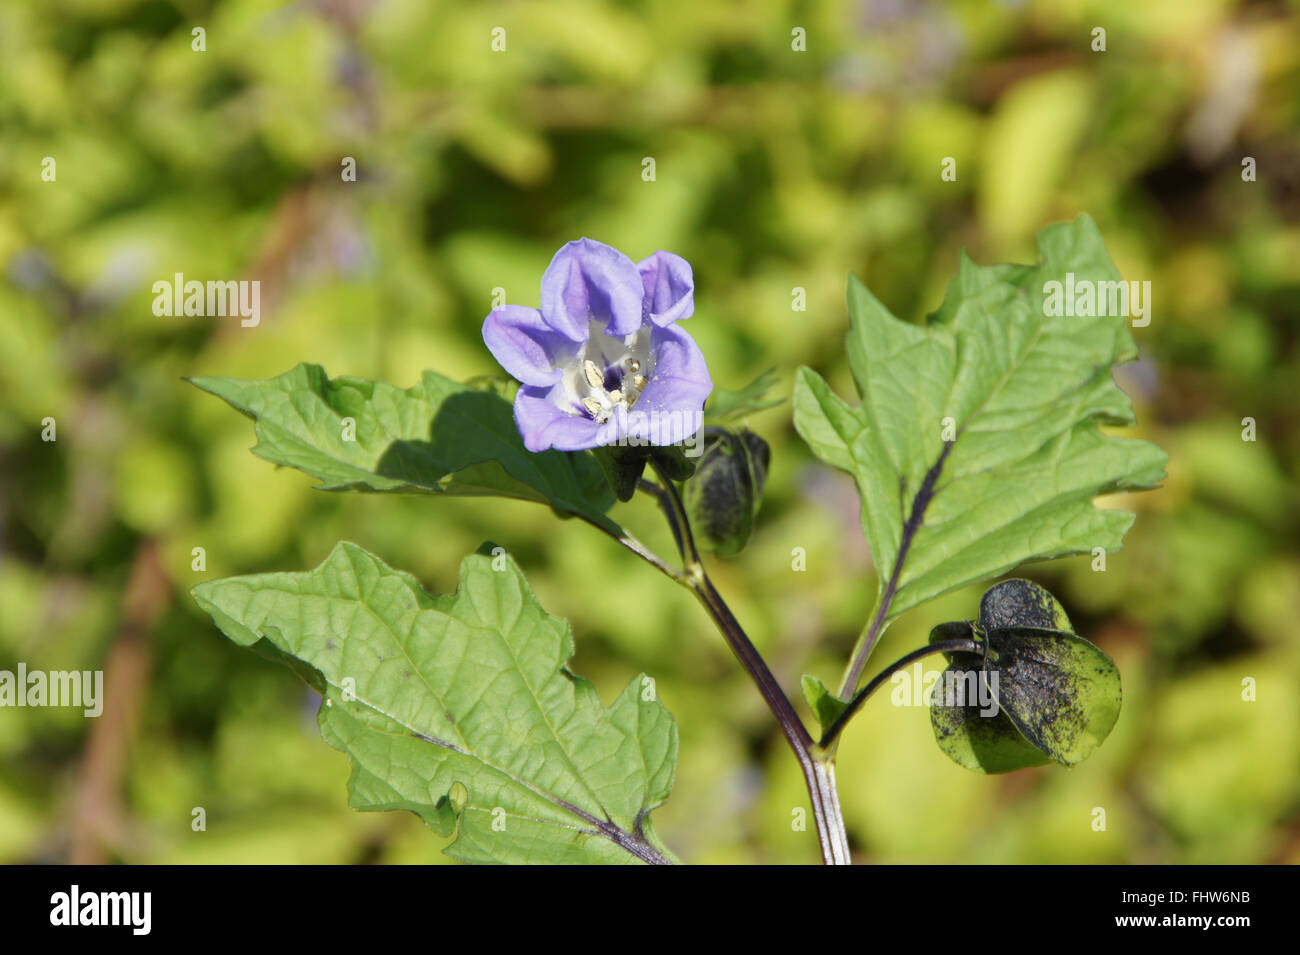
[1,0,1297,864]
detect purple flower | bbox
[482,238,713,453]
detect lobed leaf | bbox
[189,363,618,532]
[192,543,678,864]
[794,216,1167,626]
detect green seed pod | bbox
[682,427,770,556]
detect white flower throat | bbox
[564,321,654,424]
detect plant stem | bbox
[646,459,852,865]
[819,637,981,748]
[636,478,684,555]
[836,443,953,698]
[837,599,892,700]
[592,519,690,586]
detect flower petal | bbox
[625,323,712,444]
[637,250,695,326]
[482,305,568,388]
[514,384,606,452]
[541,238,645,339]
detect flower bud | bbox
[682,427,770,556]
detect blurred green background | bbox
[1,0,1297,864]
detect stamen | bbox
[568,346,650,422]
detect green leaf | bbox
[704,368,784,423]
[793,215,1168,627]
[929,579,1121,773]
[802,674,850,730]
[188,363,618,531]
[191,543,679,865]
